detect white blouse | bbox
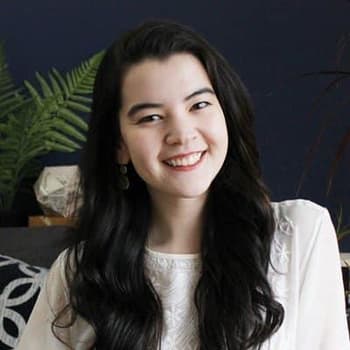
[16,199,350,349]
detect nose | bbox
[164,119,199,145]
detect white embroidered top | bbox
[16,199,350,349]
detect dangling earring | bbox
[118,164,130,190]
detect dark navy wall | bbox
[1,1,349,249]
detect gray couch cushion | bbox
[0,226,70,268]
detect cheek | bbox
[220,119,229,152]
[126,135,157,168]
[129,145,160,185]
[207,112,228,150]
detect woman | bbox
[16,19,349,349]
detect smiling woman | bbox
[15,19,349,350]
[117,53,228,204]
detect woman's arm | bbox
[296,208,350,349]
[15,250,71,349]
[15,250,95,350]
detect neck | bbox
[147,191,208,254]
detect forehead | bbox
[120,53,213,107]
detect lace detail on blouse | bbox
[144,248,202,350]
[269,204,293,304]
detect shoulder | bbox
[46,247,78,303]
[268,199,335,300]
[50,248,71,276]
[270,199,336,270]
[50,245,80,279]
[44,249,71,303]
[271,198,327,222]
[271,198,329,240]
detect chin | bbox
[169,185,210,199]
[147,179,213,200]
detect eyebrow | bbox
[126,87,215,118]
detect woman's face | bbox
[118,53,228,200]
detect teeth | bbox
[165,152,203,167]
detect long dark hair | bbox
[55,19,284,349]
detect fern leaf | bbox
[8,113,22,128]
[51,68,70,98]
[48,72,62,95]
[70,95,92,104]
[0,122,7,133]
[71,69,78,86]
[27,123,51,138]
[74,88,92,95]
[61,50,104,99]
[58,107,88,131]
[45,140,76,152]
[0,98,32,121]
[0,43,27,122]
[24,80,43,106]
[46,130,81,149]
[0,42,15,95]
[0,169,13,180]
[54,119,86,142]
[0,89,22,103]
[0,158,14,167]
[25,138,48,153]
[66,72,74,92]
[0,151,18,161]
[0,139,20,152]
[35,72,53,98]
[66,100,90,113]
[18,146,46,160]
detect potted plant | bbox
[0,42,104,225]
[296,32,350,242]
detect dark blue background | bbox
[1,1,349,250]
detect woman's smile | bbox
[163,150,207,171]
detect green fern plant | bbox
[0,42,104,210]
[0,42,26,122]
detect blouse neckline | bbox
[145,246,201,259]
[144,246,202,271]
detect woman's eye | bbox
[138,115,161,123]
[192,101,210,110]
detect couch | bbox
[0,226,69,350]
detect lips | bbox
[164,150,205,162]
[163,151,206,168]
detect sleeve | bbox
[296,207,350,349]
[14,250,71,349]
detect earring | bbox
[118,164,130,190]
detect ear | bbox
[116,139,130,164]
